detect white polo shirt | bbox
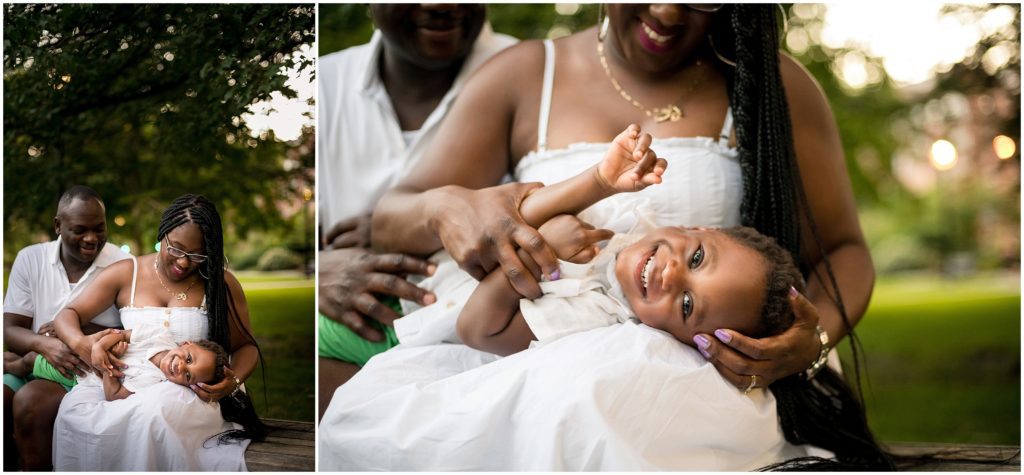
[3,238,130,332]
[317,24,517,229]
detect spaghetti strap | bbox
[718,106,734,146]
[537,39,556,152]
[129,255,138,307]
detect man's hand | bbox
[38,337,89,379]
[324,213,373,249]
[319,247,436,342]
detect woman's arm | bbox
[54,259,131,365]
[372,42,560,299]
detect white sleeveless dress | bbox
[319,40,816,470]
[53,256,248,471]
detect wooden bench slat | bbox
[245,419,315,472]
[885,443,1020,472]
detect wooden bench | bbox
[241,424,1020,472]
[245,419,314,472]
[886,442,1020,471]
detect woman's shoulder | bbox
[471,38,548,82]
[777,52,834,127]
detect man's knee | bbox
[12,380,65,429]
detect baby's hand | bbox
[537,215,614,263]
[596,124,668,193]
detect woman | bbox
[320,4,877,470]
[53,194,261,471]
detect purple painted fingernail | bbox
[550,269,561,281]
[714,329,732,343]
[699,348,711,359]
[694,334,710,350]
[789,286,799,298]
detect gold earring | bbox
[708,33,736,67]
[597,4,609,43]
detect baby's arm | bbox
[457,216,612,355]
[518,124,666,227]
[91,329,131,377]
[455,263,536,357]
[102,371,134,401]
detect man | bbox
[317,4,516,418]
[3,185,129,470]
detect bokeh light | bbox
[929,139,958,171]
[993,135,1016,159]
[114,215,126,226]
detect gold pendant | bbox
[175,292,188,301]
[653,105,683,123]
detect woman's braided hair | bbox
[709,5,892,469]
[157,194,268,444]
[158,194,238,349]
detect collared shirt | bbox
[317,24,517,229]
[4,238,130,331]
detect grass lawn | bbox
[241,281,315,422]
[837,272,1020,445]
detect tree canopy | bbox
[4,4,315,256]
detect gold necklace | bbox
[597,40,704,123]
[154,257,197,301]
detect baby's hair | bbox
[191,339,228,384]
[718,226,804,338]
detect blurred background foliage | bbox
[321,4,1020,444]
[4,4,316,421]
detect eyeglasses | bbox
[686,4,724,13]
[163,238,209,263]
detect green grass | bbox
[241,282,315,422]
[837,273,1020,445]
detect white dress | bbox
[53,256,248,471]
[319,40,817,470]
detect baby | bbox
[90,325,227,401]
[456,124,803,356]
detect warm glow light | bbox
[114,215,126,226]
[929,139,958,170]
[993,135,1016,159]
[302,187,313,201]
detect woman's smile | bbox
[636,19,678,54]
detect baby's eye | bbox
[690,244,704,269]
[681,292,693,319]
[186,354,192,364]
[185,371,191,382]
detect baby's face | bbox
[614,226,766,346]
[159,341,217,386]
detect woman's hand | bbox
[432,182,560,299]
[694,289,822,388]
[191,366,238,403]
[596,124,667,194]
[537,215,614,263]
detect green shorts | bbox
[318,314,399,367]
[31,355,76,391]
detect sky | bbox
[241,44,315,142]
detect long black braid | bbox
[157,194,267,443]
[709,5,892,470]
